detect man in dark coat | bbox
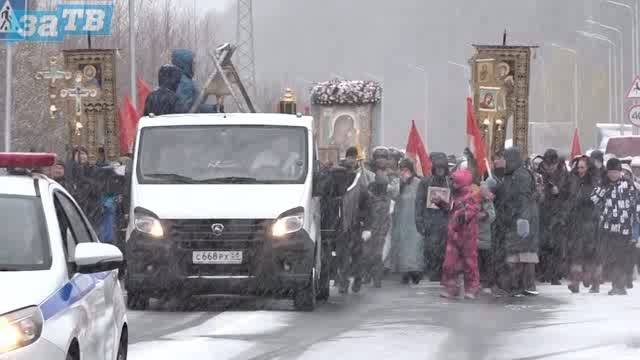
[566,156,600,293]
[171,49,219,113]
[415,152,451,281]
[143,64,188,116]
[537,149,571,285]
[333,155,368,294]
[590,150,606,184]
[591,158,640,295]
[361,175,392,288]
[494,147,539,296]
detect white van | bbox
[125,113,326,311]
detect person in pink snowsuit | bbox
[440,169,481,299]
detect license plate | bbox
[192,251,243,264]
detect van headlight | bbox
[134,213,164,238]
[0,307,43,354]
[272,211,304,237]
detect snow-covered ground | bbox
[127,282,640,359]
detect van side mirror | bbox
[74,243,124,274]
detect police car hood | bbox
[0,271,59,315]
[135,184,307,219]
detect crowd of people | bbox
[38,145,131,250]
[325,145,640,298]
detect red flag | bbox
[570,128,582,160]
[117,97,132,155]
[405,120,432,176]
[117,96,140,155]
[136,78,152,114]
[466,97,488,176]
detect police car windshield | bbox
[136,125,308,184]
[0,195,51,271]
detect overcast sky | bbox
[196,0,233,10]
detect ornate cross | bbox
[60,72,98,117]
[35,56,72,87]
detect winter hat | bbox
[622,163,633,175]
[398,158,416,175]
[606,158,623,171]
[543,149,559,164]
[451,169,473,188]
[590,150,604,164]
[345,146,358,159]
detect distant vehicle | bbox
[603,136,640,158]
[126,113,328,311]
[0,153,127,360]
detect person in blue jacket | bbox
[171,49,221,113]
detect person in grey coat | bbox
[478,180,497,288]
[392,159,425,284]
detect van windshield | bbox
[137,125,308,184]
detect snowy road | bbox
[127,280,640,360]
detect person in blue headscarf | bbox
[171,49,220,113]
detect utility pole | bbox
[236,0,256,99]
[129,0,136,107]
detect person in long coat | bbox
[361,175,392,288]
[494,147,539,296]
[415,152,451,281]
[537,149,571,285]
[392,159,425,284]
[566,156,600,293]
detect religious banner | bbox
[310,79,382,163]
[63,49,118,162]
[470,45,535,159]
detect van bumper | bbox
[125,228,315,296]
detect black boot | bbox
[352,277,362,293]
[401,273,410,284]
[410,272,422,285]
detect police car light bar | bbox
[0,153,56,169]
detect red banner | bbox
[405,120,431,176]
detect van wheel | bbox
[294,270,317,311]
[127,291,149,311]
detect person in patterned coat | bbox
[591,158,640,295]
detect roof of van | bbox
[138,113,313,129]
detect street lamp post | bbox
[578,31,621,134]
[447,60,472,96]
[577,32,615,127]
[129,0,137,108]
[606,1,638,76]
[606,0,639,134]
[550,44,579,130]
[407,64,429,144]
[587,20,624,131]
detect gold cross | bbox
[60,72,98,116]
[35,56,72,86]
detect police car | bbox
[0,153,128,360]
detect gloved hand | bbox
[517,219,530,238]
[362,230,372,242]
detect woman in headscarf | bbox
[566,156,600,293]
[392,159,425,284]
